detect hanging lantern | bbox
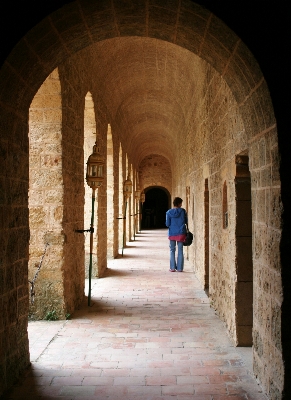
[123,176,132,199]
[140,191,145,203]
[86,140,105,189]
[135,186,141,200]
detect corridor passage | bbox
[7,230,266,399]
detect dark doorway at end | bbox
[142,187,170,229]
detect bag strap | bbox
[184,209,189,232]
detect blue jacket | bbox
[165,207,187,236]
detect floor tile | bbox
[5,229,267,400]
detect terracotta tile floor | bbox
[5,229,267,399]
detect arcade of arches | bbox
[0,1,289,399]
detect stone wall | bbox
[250,127,283,396]
[175,58,283,397]
[139,154,172,194]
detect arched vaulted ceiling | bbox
[0,0,267,168]
[80,37,206,166]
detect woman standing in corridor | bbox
[165,197,187,272]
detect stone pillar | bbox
[204,179,209,290]
[235,155,253,346]
[0,114,30,395]
[107,124,114,258]
[95,129,108,278]
[84,92,97,278]
[118,144,124,252]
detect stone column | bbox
[235,155,253,346]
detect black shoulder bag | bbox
[183,211,193,246]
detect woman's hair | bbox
[173,197,183,207]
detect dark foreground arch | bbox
[0,1,290,398]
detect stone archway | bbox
[142,187,170,229]
[0,1,285,398]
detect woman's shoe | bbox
[169,269,176,272]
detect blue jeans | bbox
[169,240,184,271]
